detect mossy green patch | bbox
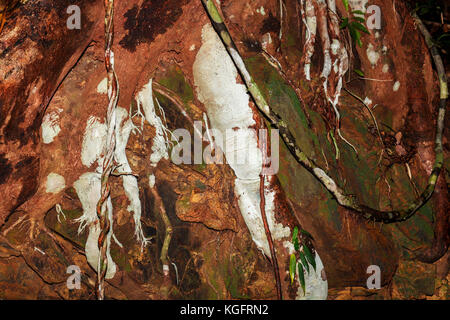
[220,256,250,300]
[245,55,318,159]
[318,194,341,231]
[45,208,86,249]
[110,247,132,272]
[157,66,194,104]
[340,145,380,209]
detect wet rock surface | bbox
[0,0,448,299]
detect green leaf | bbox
[351,29,362,47]
[352,21,370,34]
[353,16,366,23]
[356,36,363,48]
[299,251,309,274]
[354,68,365,77]
[293,226,300,251]
[298,262,306,295]
[352,10,365,15]
[349,26,362,47]
[349,25,356,39]
[342,0,349,11]
[340,17,349,29]
[294,237,300,251]
[303,245,316,271]
[289,254,297,284]
[300,229,314,240]
[292,226,299,243]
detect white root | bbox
[136,79,173,168]
[114,107,149,247]
[311,0,356,154]
[74,104,154,277]
[74,171,117,279]
[303,0,317,80]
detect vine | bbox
[96,0,119,300]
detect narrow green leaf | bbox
[353,29,362,47]
[294,237,300,251]
[303,245,316,271]
[352,21,370,34]
[340,18,349,29]
[289,254,296,284]
[349,26,357,41]
[298,263,306,295]
[293,226,300,251]
[342,0,349,11]
[300,229,314,240]
[353,16,365,23]
[292,226,299,243]
[349,26,363,47]
[357,37,363,48]
[354,68,365,77]
[299,251,309,274]
[352,10,365,15]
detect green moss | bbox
[110,247,132,272]
[220,258,250,300]
[46,208,86,249]
[245,55,318,159]
[157,66,194,104]
[340,145,380,209]
[318,194,341,231]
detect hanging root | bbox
[154,96,177,148]
[152,81,206,141]
[343,88,385,150]
[55,204,66,224]
[301,0,356,154]
[201,0,447,223]
[318,0,356,154]
[136,81,175,276]
[136,78,177,167]
[150,186,173,279]
[301,0,317,80]
[114,107,150,249]
[259,122,282,300]
[329,130,340,160]
[279,0,286,40]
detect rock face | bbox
[0,0,448,300]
